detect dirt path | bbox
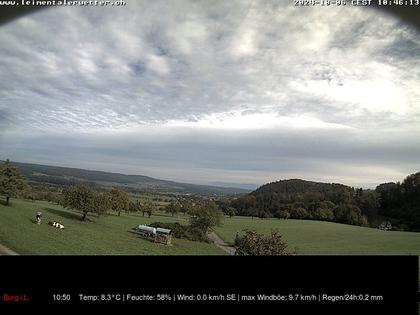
[0,243,18,256]
[208,231,236,255]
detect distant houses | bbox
[379,220,392,231]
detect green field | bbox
[128,192,174,208]
[2,198,420,256]
[215,216,420,255]
[0,199,224,255]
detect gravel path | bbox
[0,243,18,255]
[208,231,236,255]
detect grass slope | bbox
[215,216,420,255]
[2,199,420,256]
[0,199,224,255]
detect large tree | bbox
[402,172,420,206]
[165,200,181,217]
[129,200,142,213]
[225,207,237,218]
[62,183,108,221]
[142,200,156,217]
[105,188,130,216]
[0,160,27,206]
[189,201,224,233]
[181,199,199,215]
[290,207,309,219]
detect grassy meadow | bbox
[0,198,224,255]
[1,198,420,257]
[215,216,420,255]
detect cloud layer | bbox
[1,1,419,188]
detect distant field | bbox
[0,199,224,255]
[215,216,420,255]
[128,192,174,208]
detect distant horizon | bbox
[1,2,419,190]
[4,158,417,191]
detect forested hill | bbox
[231,174,420,231]
[5,161,250,196]
[253,179,350,196]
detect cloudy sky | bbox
[0,1,420,188]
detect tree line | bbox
[225,175,420,231]
[376,172,420,231]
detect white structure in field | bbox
[135,225,172,245]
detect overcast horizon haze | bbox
[1,1,420,189]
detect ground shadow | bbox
[29,219,37,224]
[127,229,155,243]
[102,212,121,218]
[128,212,186,221]
[43,208,93,222]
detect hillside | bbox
[6,161,250,196]
[254,179,351,196]
[232,178,364,222]
[231,175,420,231]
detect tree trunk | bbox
[118,210,121,217]
[6,196,10,206]
[81,212,87,221]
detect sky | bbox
[0,1,420,189]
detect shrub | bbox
[274,209,290,219]
[149,222,210,242]
[234,229,293,256]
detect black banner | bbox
[0,255,418,313]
